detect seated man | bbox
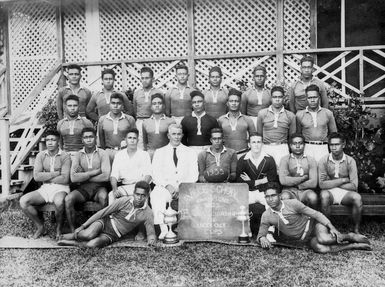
[109,128,152,204]
[258,182,371,253]
[279,133,318,208]
[198,128,237,183]
[151,124,198,239]
[58,181,156,248]
[65,127,111,232]
[236,133,278,206]
[319,133,362,233]
[19,130,70,239]
[181,90,219,154]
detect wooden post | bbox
[340,0,346,96]
[359,49,364,95]
[122,62,127,91]
[276,0,284,84]
[310,0,317,63]
[4,7,11,115]
[85,0,102,90]
[187,0,196,87]
[0,117,11,196]
[56,0,65,64]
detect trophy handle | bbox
[176,211,182,224]
[249,211,253,220]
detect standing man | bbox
[203,66,228,119]
[319,133,362,233]
[151,124,198,239]
[257,182,371,253]
[218,89,256,155]
[57,64,91,119]
[57,95,93,154]
[109,128,152,204]
[198,128,237,183]
[279,133,318,208]
[142,93,176,158]
[58,181,156,248]
[296,84,337,162]
[65,127,111,232]
[181,90,219,154]
[257,86,296,169]
[19,131,70,239]
[98,93,136,162]
[86,69,133,122]
[165,64,195,124]
[133,67,163,149]
[241,65,271,127]
[288,55,329,114]
[236,133,278,207]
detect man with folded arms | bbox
[98,93,136,162]
[319,133,362,233]
[279,133,318,208]
[65,127,111,232]
[258,182,370,253]
[58,181,156,248]
[257,86,296,168]
[296,84,337,162]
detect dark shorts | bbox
[77,182,107,201]
[95,217,120,244]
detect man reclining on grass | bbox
[57,181,156,248]
[257,182,371,253]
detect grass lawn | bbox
[1,210,385,287]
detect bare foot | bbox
[348,233,370,244]
[31,226,46,239]
[351,243,372,251]
[60,233,75,240]
[57,239,78,246]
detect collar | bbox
[167,143,183,150]
[64,115,82,121]
[207,146,227,155]
[290,153,307,159]
[252,85,267,92]
[244,150,269,161]
[192,111,206,118]
[305,106,322,113]
[224,112,242,119]
[79,147,99,154]
[209,86,224,91]
[268,106,285,113]
[129,198,147,210]
[106,112,126,120]
[172,84,191,90]
[329,153,346,163]
[269,201,289,224]
[150,114,166,120]
[64,85,86,92]
[139,87,154,92]
[299,75,315,84]
[99,88,116,94]
[44,149,63,156]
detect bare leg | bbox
[280,191,294,200]
[320,190,333,217]
[19,191,46,238]
[301,190,318,209]
[58,234,110,248]
[53,191,68,240]
[65,190,86,233]
[94,187,108,208]
[341,191,362,233]
[310,237,371,253]
[59,220,103,241]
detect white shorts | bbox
[108,184,135,205]
[304,144,329,162]
[327,187,350,205]
[37,183,70,203]
[249,190,267,207]
[136,119,145,150]
[172,116,184,125]
[249,116,258,129]
[190,145,210,156]
[262,143,289,169]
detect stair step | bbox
[10,179,24,186]
[17,164,34,171]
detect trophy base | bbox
[163,235,179,244]
[238,235,250,244]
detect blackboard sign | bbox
[178,183,251,241]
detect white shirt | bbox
[111,149,151,185]
[152,143,198,188]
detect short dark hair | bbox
[210,127,223,137]
[81,127,96,136]
[271,86,285,97]
[328,132,345,144]
[134,181,151,195]
[300,55,314,66]
[305,84,320,96]
[289,133,305,144]
[228,88,242,99]
[140,66,154,78]
[151,93,164,103]
[45,130,60,138]
[209,66,222,77]
[126,128,139,137]
[65,94,79,103]
[67,64,81,72]
[110,92,124,102]
[175,64,188,73]
[252,65,267,76]
[102,68,116,79]
[260,182,281,194]
[190,90,204,100]
[248,132,263,142]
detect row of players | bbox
[20,125,360,248]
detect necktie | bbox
[173,147,178,167]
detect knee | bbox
[98,192,108,207]
[307,191,318,205]
[65,194,75,207]
[19,195,28,209]
[54,198,66,210]
[352,193,362,206]
[280,192,291,200]
[320,190,330,204]
[310,238,328,254]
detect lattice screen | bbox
[99,0,188,61]
[194,0,277,56]
[8,2,57,111]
